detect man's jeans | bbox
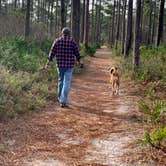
[57,67,74,104]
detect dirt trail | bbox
[1,47,146,166]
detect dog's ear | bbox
[110,68,114,74]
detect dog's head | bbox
[108,66,118,74]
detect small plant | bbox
[138,99,166,123]
[142,127,166,152]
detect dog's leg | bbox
[112,82,115,95]
[116,82,119,95]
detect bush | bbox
[0,37,42,72]
[119,44,166,81]
[80,43,99,56]
[138,99,166,123]
[142,127,166,151]
[0,37,57,120]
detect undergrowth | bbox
[119,45,166,82]
[114,44,166,152]
[0,37,56,120]
[138,89,166,152]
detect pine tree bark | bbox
[61,0,66,29]
[147,0,153,45]
[55,0,59,34]
[50,0,54,35]
[91,0,95,43]
[115,0,121,49]
[25,0,31,37]
[156,0,165,47]
[111,0,116,46]
[151,1,156,44]
[96,0,101,43]
[14,0,17,9]
[71,0,80,44]
[81,0,85,42]
[140,0,144,40]
[0,0,1,12]
[83,0,89,48]
[133,0,141,69]
[121,0,127,54]
[94,0,98,42]
[124,0,133,56]
[22,0,25,8]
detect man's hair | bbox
[62,27,71,36]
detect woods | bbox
[0,0,166,165]
[0,1,165,50]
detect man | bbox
[45,27,80,108]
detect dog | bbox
[108,66,120,95]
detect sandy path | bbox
[0,47,147,166]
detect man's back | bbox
[48,35,80,68]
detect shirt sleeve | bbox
[73,39,80,61]
[48,39,57,61]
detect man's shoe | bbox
[60,103,66,108]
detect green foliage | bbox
[138,99,166,123]
[80,43,99,56]
[0,37,42,73]
[142,127,166,150]
[119,45,166,81]
[0,37,57,120]
[111,43,122,57]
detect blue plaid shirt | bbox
[48,35,80,68]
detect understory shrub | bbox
[80,43,100,56]
[0,37,57,120]
[119,45,166,81]
[139,94,166,151]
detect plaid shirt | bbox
[48,35,80,68]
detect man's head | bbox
[62,27,71,36]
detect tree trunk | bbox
[55,0,59,34]
[50,0,54,35]
[111,0,116,46]
[156,0,165,47]
[96,0,101,43]
[81,0,85,42]
[91,0,95,43]
[25,0,31,37]
[115,0,121,49]
[124,0,133,56]
[121,0,127,54]
[71,0,80,44]
[22,0,25,8]
[83,0,89,48]
[37,0,40,22]
[14,0,17,9]
[47,0,51,31]
[147,0,153,45]
[133,0,141,69]
[0,0,1,12]
[94,0,98,42]
[151,1,156,44]
[61,0,66,29]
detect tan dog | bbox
[108,66,120,95]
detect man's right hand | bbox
[44,60,50,70]
[45,63,50,70]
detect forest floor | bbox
[0,47,165,166]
